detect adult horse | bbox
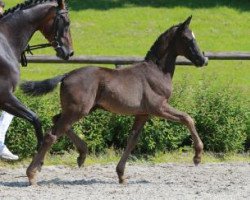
[21,16,208,185]
[0,0,73,150]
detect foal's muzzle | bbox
[192,51,209,67]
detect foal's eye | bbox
[184,37,194,44]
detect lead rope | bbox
[21,43,52,67]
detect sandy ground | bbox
[0,162,250,200]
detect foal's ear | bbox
[183,15,192,27]
[178,15,192,32]
[57,0,66,9]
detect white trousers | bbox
[0,111,14,150]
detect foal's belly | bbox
[100,103,144,115]
[97,96,144,115]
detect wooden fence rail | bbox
[26,52,250,66]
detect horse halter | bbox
[21,8,69,67]
[51,9,69,52]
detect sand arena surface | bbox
[0,163,250,199]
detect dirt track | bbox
[0,163,250,199]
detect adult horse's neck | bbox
[0,3,56,62]
[145,27,178,78]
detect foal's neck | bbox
[145,32,177,79]
[160,51,177,78]
[146,50,177,79]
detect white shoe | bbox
[0,146,19,160]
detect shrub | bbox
[73,110,113,153]
[194,81,248,152]
[4,77,249,158]
[244,113,250,150]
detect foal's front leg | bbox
[157,101,203,165]
[67,128,88,167]
[116,115,149,184]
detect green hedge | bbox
[194,82,248,152]
[5,78,249,158]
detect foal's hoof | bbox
[77,155,86,168]
[26,170,37,186]
[118,174,128,184]
[193,156,201,166]
[118,177,127,185]
[28,179,38,186]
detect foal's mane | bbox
[145,24,180,63]
[0,0,63,19]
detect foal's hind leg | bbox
[26,114,74,185]
[116,115,149,184]
[26,130,56,185]
[156,102,203,165]
[53,114,88,167]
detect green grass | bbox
[6,0,250,54]
[1,150,250,168]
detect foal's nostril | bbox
[69,51,74,57]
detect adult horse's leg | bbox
[52,114,88,167]
[26,114,74,185]
[1,94,43,149]
[116,115,149,184]
[157,102,203,165]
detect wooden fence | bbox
[26,52,250,66]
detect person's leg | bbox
[0,111,14,148]
[0,111,19,160]
[0,1,5,16]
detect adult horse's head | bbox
[39,0,73,60]
[174,16,208,67]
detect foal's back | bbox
[60,62,170,116]
[60,64,146,115]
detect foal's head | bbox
[145,16,207,67]
[174,16,208,67]
[39,0,73,60]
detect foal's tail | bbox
[20,74,67,96]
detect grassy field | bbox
[7,0,250,54]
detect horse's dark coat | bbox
[0,0,73,149]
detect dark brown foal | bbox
[21,16,208,185]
